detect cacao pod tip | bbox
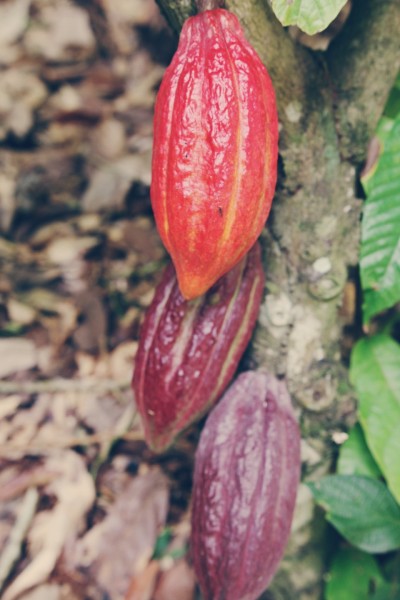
[176,272,207,301]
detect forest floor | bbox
[0,1,200,598]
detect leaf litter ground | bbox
[0,1,199,598]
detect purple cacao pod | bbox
[191,371,301,600]
[132,243,264,453]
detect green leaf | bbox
[308,475,400,553]
[326,548,388,600]
[371,587,400,600]
[271,0,347,35]
[384,87,400,120]
[351,336,400,503]
[375,117,396,152]
[337,424,381,479]
[360,113,400,322]
[152,527,172,559]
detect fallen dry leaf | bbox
[90,118,127,161]
[0,488,39,595]
[109,341,138,380]
[73,290,107,354]
[0,69,47,140]
[0,172,17,232]
[3,451,95,600]
[0,338,37,378]
[71,468,169,600]
[24,1,95,62]
[7,298,37,326]
[0,0,31,47]
[124,559,160,600]
[153,559,196,600]
[17,583,74,600]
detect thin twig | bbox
[0,429,144,458]
[0,488,39,594]
[0,378,131,396]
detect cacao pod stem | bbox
[196,0,225,12]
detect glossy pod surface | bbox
[151,9,278,299]
[132,243,264,453]
[191,371,300,600]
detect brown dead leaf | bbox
[73,290,107,354]
[121,217,164,263]
[0,396,22,421]
[103,0,159,28]
[0,496,19,558]
[0,465,55,504]
[0,393,78,456]
[0,172,17,232]
[124,559,160,600]
[0,488,39,596]
[0,0,31,47]
[109,341,138,380]
[82,166,132,213]
[0,338,37,378]
[24,1,95,63]
[90,118,127,161]
[20,289,78,349]
[78,390,132,435]
[3,451,95,600]
[0,70,47,141]
[71,468,169,600]
[30,221,75,249]
[17,583,71,600]
[101,0,159,55]
[83,151,151,214]
[153,559,196,600]
[45,236,99,266]
[7,298,37,326]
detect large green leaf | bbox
[271,0,347,35]
[350,336,400,503]
[326,548,393,600]
[308,475,400,553]
[360,113,400,322]
[337,423,381,479]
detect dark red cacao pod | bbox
[151,8,278,300]
[191,371,301,600]
[132,243,264,453]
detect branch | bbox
[0,430,144,458]
[327,0,400,162]
[156,0,196,34]
[0,378,131,395]
[227,0,324,145]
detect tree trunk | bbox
[154,0,400,597]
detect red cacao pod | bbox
[191,371,300,600]
[151,9,278,300]
[132,243,264,453]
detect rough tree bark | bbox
[154,0,400,598]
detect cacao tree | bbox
[152,0,400,598]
